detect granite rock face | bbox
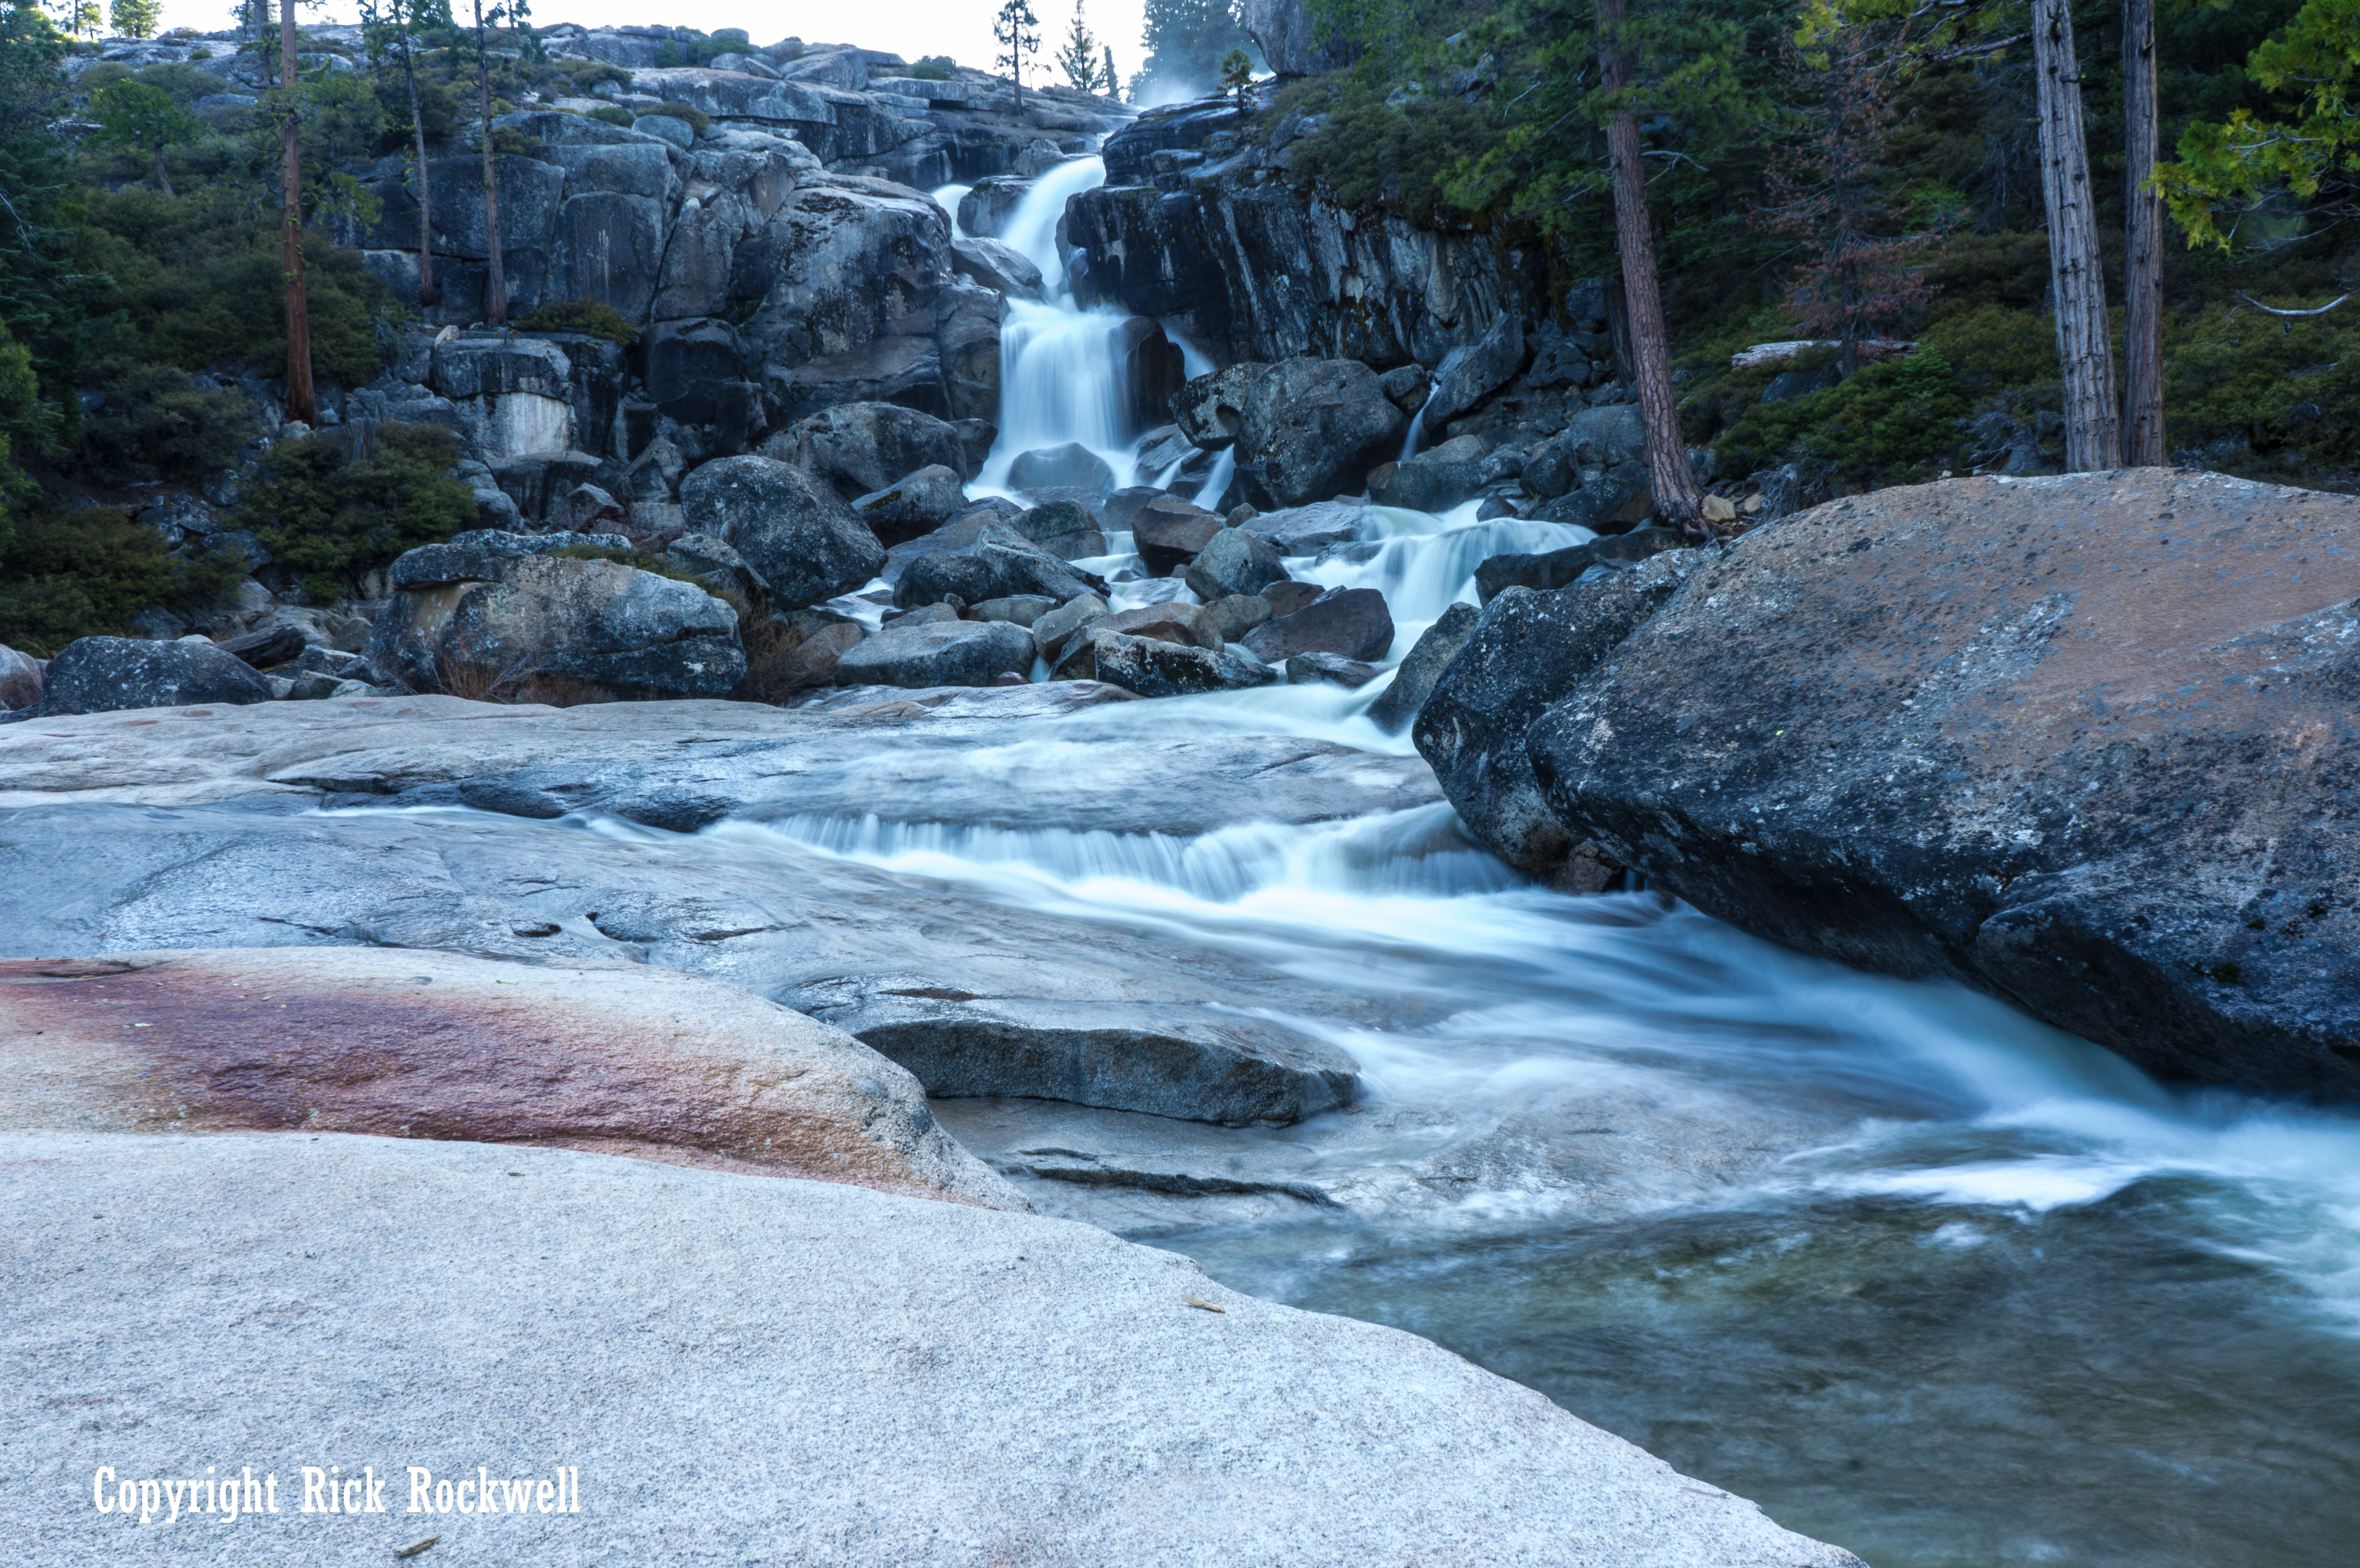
[0,947,1016,1207]
[0,1131,1864,1568]
[1501,471,2360,1095]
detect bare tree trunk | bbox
[151,143,174,198]
[474,0,505,326]
[1597,0,1704,532]
[2030,0,2118,472]
[279,0,316,425]
[400,30,438,307]
[2122,0,2165,466]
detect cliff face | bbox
[1067,99,1549,369]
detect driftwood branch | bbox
[2233,291,2353,318]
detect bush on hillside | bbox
[228,424,476,602]
[516,297,638,345]
[0,505,234,655]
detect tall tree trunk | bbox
[2121,0,2165,466]
[2030,0,2118,471]
[279,0,315,425]
[1597,0,1704,532]
[400,32,437,307]
[474,0,505,326]
[150,142,174,198]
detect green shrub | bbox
[1923,303,2060,396]
[228,423,476,601]
[909,57,955,80]
[516,296,638,345]
[76,357,259,485]
[2164,302,2360,478]
[553,57,632,93]
[586,103,633,128]
[1281,84,1497,224]
[653,40,681,67]
[0,504,234,655]
[1713,348,1975,489]
[638,99,710,135]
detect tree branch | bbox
[2233,290,2353,317]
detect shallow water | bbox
[790,167,2360,1564]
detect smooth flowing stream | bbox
[760,160,2360,1565]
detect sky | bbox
[153,0,1155,88]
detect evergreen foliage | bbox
[107,0,155,38]
[226,423,476,601]
[1057,3,1100,90]
[516,296,638,344]
[1135,0,1255,98]
[0,504,234,655]
[996,0,1041,101]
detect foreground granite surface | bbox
[3,1133,1863,1567]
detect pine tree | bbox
[109,0,158,39]
[469,0,529,325]
[90,77,194,194]
[995,0,1040,108]
[2029,0,2118,471]
[1056,3,1097,91]
[1755,19,1942,376]
[276,0,314,423]
[360,0,448,308]
[1136,0,1252,98]
[1099,43,1118,98]
[2121,0,2164,466]
[1219,45,1251,109]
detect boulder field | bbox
[1,1132,1862,1567]
[1420,469,2360,1097]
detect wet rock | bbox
[1130,495,1224,574]
[1415,554,1704,889]
[1473,527,1690,604]
[1518,472,2360,1096]
[1183,527,1288,601]
[1287,652,1378,688]
[956,173,1031,237]
[850,464,968,546]
[0,948,1012,1206]
[950,235,1044,300]
[1531,459,1653,534]
[1422,312,1529,435]
[1237,357,1407,509]
[1379,363,1431,415]
[1372,435,1489,514]
[1008,442,1116,496]
[1242,587,1395,664]
[1102,483,1170,532]
[837,997,1356,1124]
[1367,602,1480,733]
[1251,500,1365,556]
[679,455,887,610]
[1169,362,1263,450]
[1212,643,1280,688]
[763,403,970,502]
[0,643,44,711]
[1206,593,1274,642]
[835,618,1036,689]
[24,636,273,717]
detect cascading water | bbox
[835,155,2360,1566]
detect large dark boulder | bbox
[1183,528,1288,601]
[1242,0,1361,76]
[679,456,886,609]
[28,637,273,716]
[1413,556,1705,890]
[1370,435,1491,514]
[1517,471,2360,1097]
[438,556,746,697]
[1241,587,1395,664]
[1008,443,1116,495]
[1238,359,1407,509]
[1130,496,1225,574]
